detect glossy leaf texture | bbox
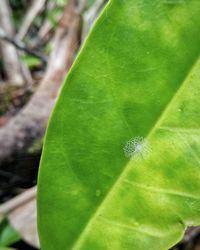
[37,0,200,249]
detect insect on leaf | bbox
[38,0,200,249]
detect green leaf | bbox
[0,248,17,250]
[0,219,20,247]
[38,0,200,249]
[87,0,98,8]
[21,55,41,68]
[47,8,62,27]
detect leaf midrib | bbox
[70,51,200,249]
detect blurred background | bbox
[0,0,199,249]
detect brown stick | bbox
[0,186,36,214]
[0,186,39,248]
[30,0,57,49]
[16,0,47,41]
[0,27,47,63]
[0,0,84,167]
[0,0,31,86]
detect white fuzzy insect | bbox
[124,136,150,159]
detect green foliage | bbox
[0,218,20,247]
[47,0,66,28]
[21,55,41,68]
[0,248,17,250]
[28,137,43,154]
[87,0,97,8]
[38,0,200,249]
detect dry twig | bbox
[0,0,31,86]
[0,0,85,169]
[0,28,47,64]
[17,0,47,41]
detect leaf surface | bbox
[38,0,200,249]
[0,219,20,247]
